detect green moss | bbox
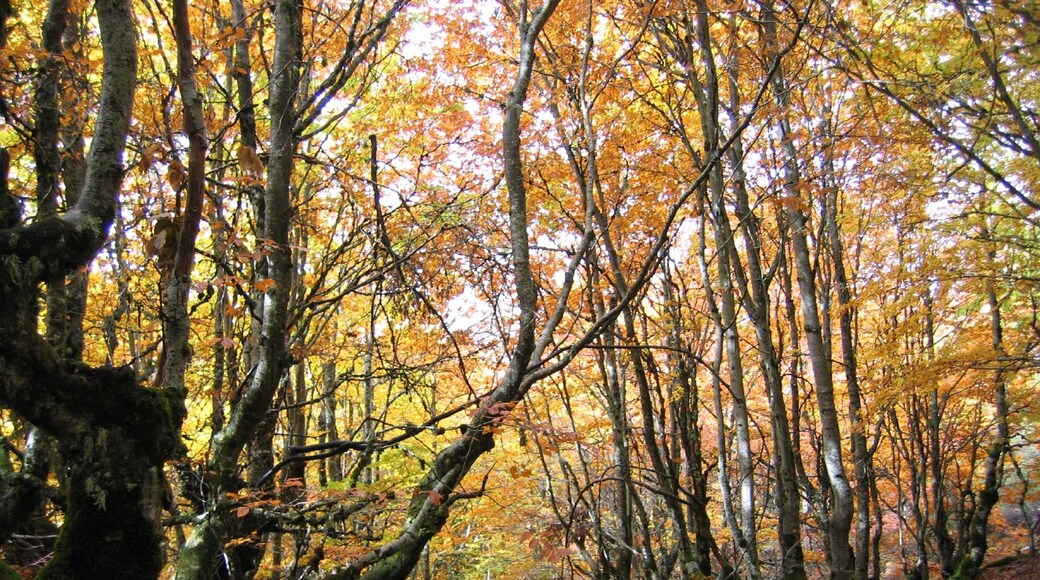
[951,554,979,580]
[38,466,163,580]
[0,560,19,580]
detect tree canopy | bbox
[0,0,1038,578]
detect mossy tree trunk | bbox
[0,0,185,578]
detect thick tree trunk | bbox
[0,1,184,578]
[37,385,173,580]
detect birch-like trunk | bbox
[763,3,854,574]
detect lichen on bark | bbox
[0,0,186,577]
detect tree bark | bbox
[0,3,184,577]
[763,2,854,575]
[819,104,872,580]
[324,4,562,577]
[956,228,1012,579]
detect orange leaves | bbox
[204,335,236,349]
[139,143,164,173]
[253,278,277,292]
[166,158,187,190]
[507,465,532,479]
[771,194,809,213]
[225,490,283,522]
[520,528,577,565]
[236,145,264,175]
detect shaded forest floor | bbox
[980,555,1040,580]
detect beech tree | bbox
[0,1,1037,579]
[0,0,184,578]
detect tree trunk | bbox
[956,230,1011,579]
[819,105,872,580]
[663,262,728,577]
[722,27,806,570]
[763,2,854,572]
[672,3,761,572]
[0,1,184,577]
[175,0,302,576]
[324,4,563,577]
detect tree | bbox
[0,1,184,578]
[2,1,1039,578]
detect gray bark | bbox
[685,2,761,571]
[763,3,854,575]
[957,228,1012,578]
[175,0,303,576]
[819,105,872,580]
[324,4,563,577]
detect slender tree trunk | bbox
[571,21,697,568]
[922,292,956,575]
[599,319,635,579]
[819,108,872,580]
[176,0,302,576]
[159,0,208,409]
[764,1,854,570]
[676,3,761,572]
[1,0,80,563]
[956,229,1011,579]
[663,262,728,577]
[320,361,343,484]
[325,5,563,577]
[696,210,749,580]
[725,52,805,574]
